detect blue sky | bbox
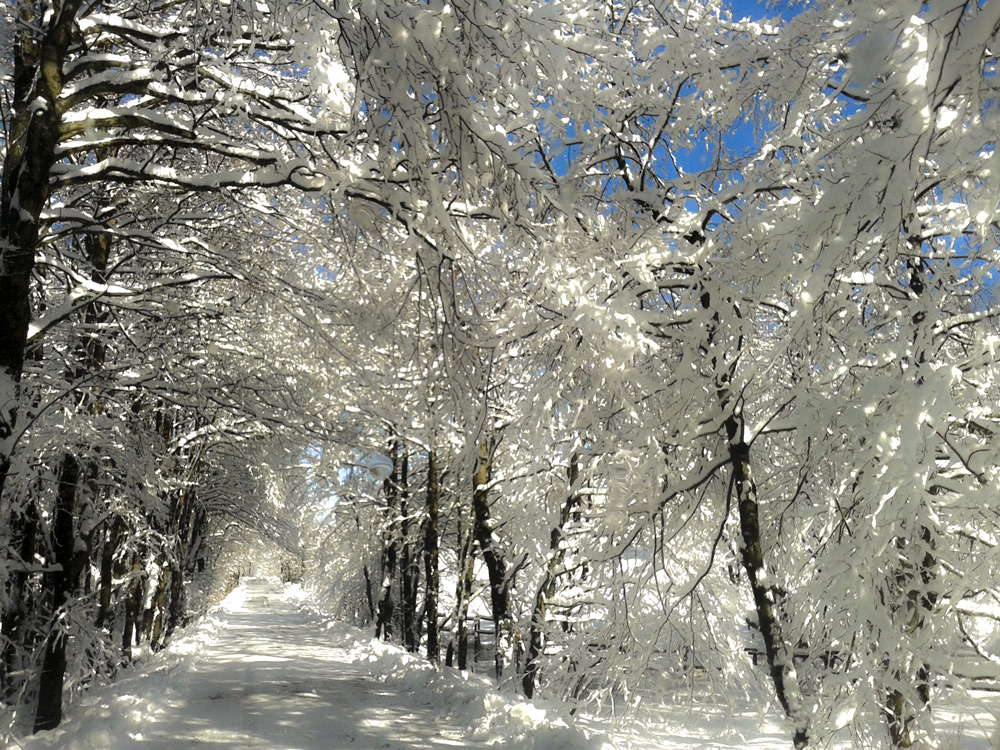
[728,0,807,21]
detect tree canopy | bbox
[3,1,1000,747]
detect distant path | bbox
[15,578,495,750]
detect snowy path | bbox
[14,579,593,750]
[11,580,995,750]
[116,579,491,749]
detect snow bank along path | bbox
[10,578,600,750]
[8,578,998,749]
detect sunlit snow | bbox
[10,579,997,750]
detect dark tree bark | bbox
[424,449,440,664]
[399,449,419,652]
[146,572,169,649]
[375,436,400,640]
[34,453,90,732]
[162,439,208,646]
[95,518,124,631]
[353,504,377,622]
[523,453,581,698]
[1,23,67,701]
[34,227,113,731]
[2,496,39,701]
[0,0,86,502]
[447,505,476,670]
[727,414,808,748]
[698,284,809,748]
[471,435,516,681]
[121,554,144,664]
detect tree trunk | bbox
[728,415,808,748]
[162,477,198,644]
[375,435,400,640]
[0,0,85,503]
[447,507,476,670]
[424,450,440,664]
[95,518,124,631]
[2,497,40,701]
[145,565,170,649]
[700,284,808,748]
[884,521,938,748]
[523,452,581,698]
[399,449,419,652]
[472,435,516,682]
[354,507,377,622]
[884,259,939,749]
[163,563,185,644]
[34,452,89,732]
[35,227,114,730]
[121,558,143,664]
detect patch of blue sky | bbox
[727,0,810,21]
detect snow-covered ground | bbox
[8,579,598,750]
[6,579,997,749]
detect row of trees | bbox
[304,2,1000,750]
[3,0,1000,747]
[0,0,337,735]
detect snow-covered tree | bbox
[7,0,1000,747]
